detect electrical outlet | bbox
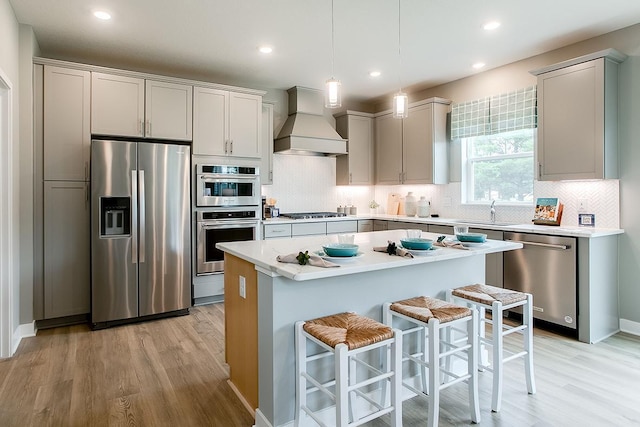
[577,198,589,213]
[239,276,246,299]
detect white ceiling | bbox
[9,0,640,103]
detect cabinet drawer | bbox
[429,224,453,234]
[327,220,358,234]
[373,220,388,231]
[292,222,326,236]
[263,223,292,239]
[358,220,373,233]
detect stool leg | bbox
[478,305,488,369]
[491,301,504,413]
[524,293,537,395]
[427,318,440,427]
[349,353,357,422]
[335,344,349,427]
[381,303,392,406]
[390,329,403,427]
[421,324,429,394]
[468,309,481,423]
[294,321,306,427]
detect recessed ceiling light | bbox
[93,11,111,20]
[483,21,500,31]
[258,46,273,54]
[472,62,486,70]
[369,71,381,77]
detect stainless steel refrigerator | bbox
[91,139,191,327]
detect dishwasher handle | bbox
[505,239,570,250]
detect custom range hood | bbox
[274,86,347,156]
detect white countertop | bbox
[217,229,523,281]
[263,214,623,238]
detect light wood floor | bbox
[1,304,639,427]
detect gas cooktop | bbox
[280,212,347,220]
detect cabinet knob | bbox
[230,140,233,154]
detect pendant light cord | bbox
[331,0,335,78]
[397,0,402,92]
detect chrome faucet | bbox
[490,200,496,224]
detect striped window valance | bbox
[450,85,537,139]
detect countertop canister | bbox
[417,196,430,218]
[405,192,417,217]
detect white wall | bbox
[0,0,21,356]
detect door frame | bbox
[0,67,14,358]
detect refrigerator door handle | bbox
[139,169,146,263]
[131,170,138,263]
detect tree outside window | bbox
[463,128,534,204]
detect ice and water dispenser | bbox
[100,197,131,237]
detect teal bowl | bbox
[322,243,359,257]
[456,233,487,243]
[400,238,433,250]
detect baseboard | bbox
[227,379,255,418]
[11,321,36,355]
[620,319,640,336]
[254,409,272,427]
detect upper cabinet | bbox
[43,65,91,181]
[375,98,450,185]
[334,111,374,185]
[261,103,274,184]
[532,49,627,181]
[91,72,193,141]
[193,87,262,158]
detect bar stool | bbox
[447,283,536,412]
[295,312,402,427]
[383,296,480,427]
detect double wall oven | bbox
[195,164,261,277]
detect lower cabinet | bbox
[357,220,373,233]
[387,221,429,231]
[43,181,90,318]
[327,220,357,235]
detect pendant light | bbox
[325,0,342,108]
[393,0,408,118]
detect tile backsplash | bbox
[262,154,620,228]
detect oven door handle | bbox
[199,222,259,230]
[199,174,257,181]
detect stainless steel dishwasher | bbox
[504,232,577,330]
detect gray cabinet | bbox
[387,221,429,232]
[334,111,375,185]
[193,87,262,158]
[41,65,92,320]
[43,181,90,318]
[374,113,403,184]
[91,72,193,141]
[261,103,274,184]
[263,223,292,239]
[375,98,450,184]
[43,65,90,181]
[373,220,389,231]
[532,49,626,180]
[471,228,503,288]
[357,220,373,233]
[327,220,358,235]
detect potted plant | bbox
[369,200,380,214]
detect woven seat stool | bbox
[382,296,480,427]
[447,283,536,412]
[295,312,402,427]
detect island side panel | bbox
[258,255,485,427]
[224,254,259,411]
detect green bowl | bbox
[322,243,359,257]
[400,238,433,250]
[456,233,487,243]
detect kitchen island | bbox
[218,229,522,427]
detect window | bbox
[451,85,537,205]
[463,128,534,204]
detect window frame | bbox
[461,128,535,206]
